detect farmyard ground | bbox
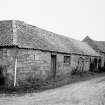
[0,73,105,105]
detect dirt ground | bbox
[0,75,105,105]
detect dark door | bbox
[98,59,102,72]
[0,66,5,86]
[51,55,56,77]
[94,58,98,72]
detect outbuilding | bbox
[0,20,100,87]
[83,36,105,72]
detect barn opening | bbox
[98,59,101,71]
[51,55,57,77]
[90,58,93,72]
[104,61,105,69]
[0,66,5,86]
[94,58,98,71]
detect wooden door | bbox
[51,55,56,77]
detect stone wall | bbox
[99,52,105,67]
[0,48,100,87]
[0,48,51,86]
[56,54,72,76]
[0,48,15,86]
[70,55,90,72]
[56,54,91,75]
[16,49,51,82]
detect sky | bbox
[0,0,105,41]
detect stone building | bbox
[0,20,100,87]
[83,36,105,72]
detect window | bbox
[64,56,71,64]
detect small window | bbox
[64,56,71,64]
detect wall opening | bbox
[90,58,95,72]
[90,58,98,72]
[51,55,57,78]
[98,59,102,71]
[104,61,105,69]
[94,58,98,71]
[0,66,5,86]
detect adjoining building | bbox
[83,36,105,72]
[0,20,100,87]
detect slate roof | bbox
[83,36,105,53]
[0,20,100,56]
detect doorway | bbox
[0,66,5,86]
[98,59,102,71]
[51,55,56,77]
[94,58,98,72]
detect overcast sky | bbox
[0,0,105,41]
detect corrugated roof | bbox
[0,20,100,56]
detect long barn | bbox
[0,20,100,87]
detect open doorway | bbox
[98,59,102,72]
[0,66,5,86]
[103,60,105,69]
[94,58,98,71]
[90,58,94,72]
[51,55,56,78]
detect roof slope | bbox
[83,36,105,53]
[0,20,99,56]
[0,20,13,46]
[95,41,105,53]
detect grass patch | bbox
[0,71,105,96]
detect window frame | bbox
[64,55,71,64]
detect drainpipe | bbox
[13,48,18,87]
[14,58,17,87]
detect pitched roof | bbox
[0,20,99,56]
[0,20,13,46]
[83,36,105,53]
[95,41,105,53]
